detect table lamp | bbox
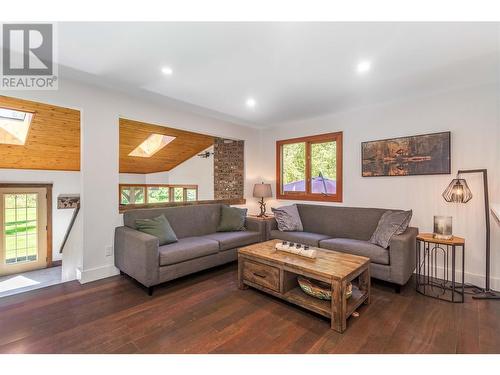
[253,182,272,217]
[442,169,499,299]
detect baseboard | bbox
[463,270,500,291]
[414,267,500,291]
[77,264,120,284]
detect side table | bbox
[247,214,275,241]
[416,233,465,303]
[247,214,275,220]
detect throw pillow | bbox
[217,205,248,232]
[271,204,304,232]
[135,214,178,246]
[370,210,413,248]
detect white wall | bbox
[119,173,146,184]
[144,171,169,184]
[0,169,80,262]
[1,77,261,283]
[164,146,214,200]
[259,83,500,290]
[119,145,215,200]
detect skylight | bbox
[0,108,33,145]
[129,133,176,157]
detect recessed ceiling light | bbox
[356,60,372,74]
[161,66,173,76]
[246,98,256,108]
[129,134,176,158]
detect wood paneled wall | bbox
[0,96,80,171]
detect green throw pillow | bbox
[135,214,178,246]
[217,205,248,232]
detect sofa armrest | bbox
[245,217,267,242]
[268,218,278,231]
[265,218,278,240]
[388,226,418,285]
[114,226,160,287]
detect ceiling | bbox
[25,23,500,126]
[119,118,214,174]
[0,96,80,171]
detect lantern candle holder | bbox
[433,215,453,240]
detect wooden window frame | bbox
[119,184,198,206]
[276,132,343,202]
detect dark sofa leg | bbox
[148,286,154,296]
[394,284,401,294]
[119,270,125,275]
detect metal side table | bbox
[416,233,465,303]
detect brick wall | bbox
[213,138,244,200]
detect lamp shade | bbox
[442,178,473,203]
[253,183,272,198]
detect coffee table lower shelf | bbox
[241,278,369,332]
[285,286,368,318]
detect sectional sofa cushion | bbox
[135,215,178,246]
[319,238,390,265]
[217,205,248,232]
[159,236,219,266]
[272,204,303,231]
[270,230,330,247]
[370,210,413,249]
[205,231,262,251]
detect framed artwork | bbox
[361,131,451,177]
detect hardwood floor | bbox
[0,263,499,354]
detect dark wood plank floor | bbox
[1,263,499,354]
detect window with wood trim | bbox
[276,132,343,202]
[119,184,198,206]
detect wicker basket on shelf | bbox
[297,276,352,300]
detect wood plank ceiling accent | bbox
[119,118,215,174]
[0,96,80,171]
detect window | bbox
[119,184,198,206]
[4,193,38,263]
[0,184,51,275]
[186,188,197,201]
[0,107,34,145]
[276,132,342,202]
[173,187,184,202]
[128,133,176,157]
[147,186,169,203]
[120,186,145,205]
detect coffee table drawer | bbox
[242,260,280,292]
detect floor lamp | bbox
[442,169,500,299]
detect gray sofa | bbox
[115,204,265,295]
[267,204,418,290]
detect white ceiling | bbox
[32,23,500,126]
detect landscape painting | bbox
[362,131,451,177]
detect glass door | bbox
[0,187,48,276]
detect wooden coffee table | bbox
[238,239,371,333]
